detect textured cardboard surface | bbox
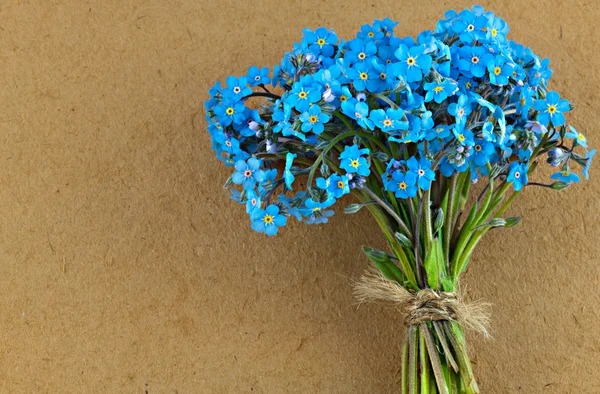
[0,0,599,393]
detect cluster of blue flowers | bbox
[205,6,593,236]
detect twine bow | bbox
[354,268,491,336]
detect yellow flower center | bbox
[467,24,475,32]
[577,133,585,141]
[359,72,369,80]
[458,109,465,117]
[491,28,497,37]
[337,181,345,189]
[407,57,416,66]
[309,115,318,123]
[474,144,482,152]
[457,134,466,142]
[383,119,393,127]
[434,86,443,93]
[520,97,526,106]
[399,182,407,190]
[244,170,253,178]
[350,159,360,168]
[562,171,570,176]
[226,107,235,115]
[466,82,472,89]
[263,215,274,224]
[368,32,375,38]
[298,91,307,99]
[547,105,557,114]
[312,207,321,212]
[380,72,387,80]
[358,52,366,60]
[317,38,326,46]
[471,56,479,64]
[340,95,348,102]
[494,67,502,76]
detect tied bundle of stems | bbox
[205,6,593,393]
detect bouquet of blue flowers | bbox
[204,5,593,393]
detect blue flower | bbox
[394,44,432,82]
[316,173,350,198]
[303,27,338,57]
[406,157,435,190]
[448,94,473,125]
[487,56,513,85]
[533,91,570,127]
[487,16,510,42]
[247,66,271,86]
[346,62,375,92]
[386,170,418,198]
[471,139,496,166]
[507,162,528,191]
[583,149,595,180]
[565,126,587,149]
[232,158,265,190]
[452,125,475,146]
[284,153,296,190]
[299,105,330,134]
[451,10,487,43]
[341,99,374,130]
[370,108,408,132]
[357,22,384,41]
[516,86,535,119]
[222,75,252,101]
[245,189,262,214]
[551,168,580,184]
[251,204,287,236]
[278,192,305,222]
[345,38,377,65]
[287,82,322,112]
[213,99,246,126]
[302,198,335,224]
[458,45,493,78]
[340,144,371,176]
[424,79,457,103]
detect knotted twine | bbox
[353,268,491,337]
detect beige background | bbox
[1,0,599,392]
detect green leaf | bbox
[424,237,444,289]
[504,216,521,227]
[361,246,405,284]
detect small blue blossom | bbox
[507,162,528,191]
[458,45,493,78]
[284,153,296,190]
[340,144,371,176]
[533,91,570,127]
[424,79,458,103]
[302,198,336,224]
[287,82,322,112]
[583,149,596,180]
[551,168,580,184]
[341,99,374,130]
[345,38,378,65]
[487,56,513,85]
[303,27,338,57]
[299,105,330,134]
[406,157,435,190]
[245,189,262,214]
[232,158,265,190]
[386,171,418,198]
[453,125,475,146]
[448,94,473,125]
[213,99,246,126]
[395,44,432,82]
[222,75,252,101]
[471,139,496,166]
[247,66,271,86]
[370,108,408,132]
[346,62,375,92]
[251,204,287,236]
[565,126,587,149]
[316,173,350,198]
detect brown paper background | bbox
[1,0,599,393]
